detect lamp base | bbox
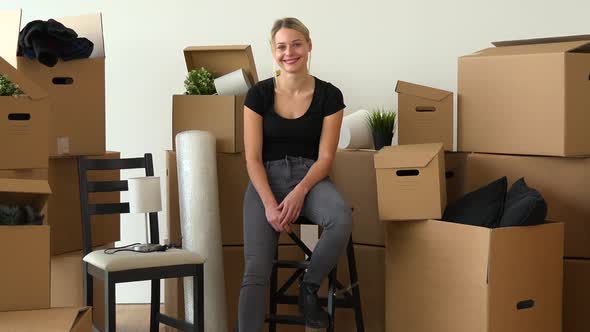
[132,243,166,252]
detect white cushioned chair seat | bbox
[83,248,205,272]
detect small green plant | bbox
[184,67,216,95]
[0,75,23,96]
[366,108,396,135]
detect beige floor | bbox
[102,304,166,332]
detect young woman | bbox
[238,17,352,331]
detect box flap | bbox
[492,34,590,48]
[0,10,47,99]
[395,80,452,101]
[0,178,51,212]
[183,45,258,85]
[55,13,105,58]
[464,36,590,58]
[0,307,90,331]
[0,9,21,67]
[374,143,443,169]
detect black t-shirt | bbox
[244,76,345,162]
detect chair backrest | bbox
[77,153,157,255]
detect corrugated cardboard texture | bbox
[458,37,590,157]
[164,245,304,332]
[374,143,446,221]
[563,259,590,332]
[0,225,50,312]
[466,152,590,258]
[386,220,563,332]
[47,152,120,255]
[0,307,92,332]
[487,223,563,332]
[331,150,384,246]
[444,152,467,204]
[318,244,385,332]
[166,150,297,245]
[172,95,245,153]
[183,45,258,85]
[396,81,453,151]
[51,245,111,332]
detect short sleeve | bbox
[324,84,345,117]
[244,85,264,115]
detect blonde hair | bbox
[269,17,312,81]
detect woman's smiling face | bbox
[272,28,312,74]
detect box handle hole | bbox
[516,299,535,310]
[396,169,420,177]
[52,77,74,85]
[416,106,436,112]
[445,171,455,179]
[8,113,31,121]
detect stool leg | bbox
[327,267,337,332]
[269,247,278,332]
[346,237,365,332]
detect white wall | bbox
[5,0,589,303]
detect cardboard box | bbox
[0,11,50,170]
[458,35,590,157]
[0,168,48,180]
[172,45,258,153]
[0,307,92,332]
[386,220,564,332]
[47,152,120,255]
[466,152,590,258]
[51,245,111,332]
[166,150,296,245]
[396,80,453,151]
[563,259,590,332]
[317,244,385,332]
[0,178,51,312]
[1,10,106,157]
[164,245,304,332]
[373,143,446,221]
[444,151,467,204]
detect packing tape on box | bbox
[214,68,251,96]
[338,109,373,149]
[176,130,228,330]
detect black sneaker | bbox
[298,281,330,328]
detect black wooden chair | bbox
[78,153,205,332]
[266,216,365,331]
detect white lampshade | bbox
[127,176,162,213]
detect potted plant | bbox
[0,75,23,96]
[366,108,396,150]
[184,67,216,95]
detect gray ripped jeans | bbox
[237,155,352,331]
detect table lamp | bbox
[127,176,163,252]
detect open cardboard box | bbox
[458,34,590,157]
[0,11,49,170]
[396,80,453,151]
[0,306,92,332]
[386,220,564,332]
[0,178,51,312]
[0,9,105,157]
[172,45,258,153]
[373,143,446,221]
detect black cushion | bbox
[442,177,507,228]
[499,177,547,227]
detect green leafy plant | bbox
[0,75,23,96]
[184,67,216,95]
[366,108,396,135]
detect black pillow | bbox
[442,177,507,228]
[499,178,547,227]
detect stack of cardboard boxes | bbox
[164,45,303,332]
[0,9,120,331]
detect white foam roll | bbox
[176,130,228,331]
[338,109,373,149]
[214,68,252,96]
